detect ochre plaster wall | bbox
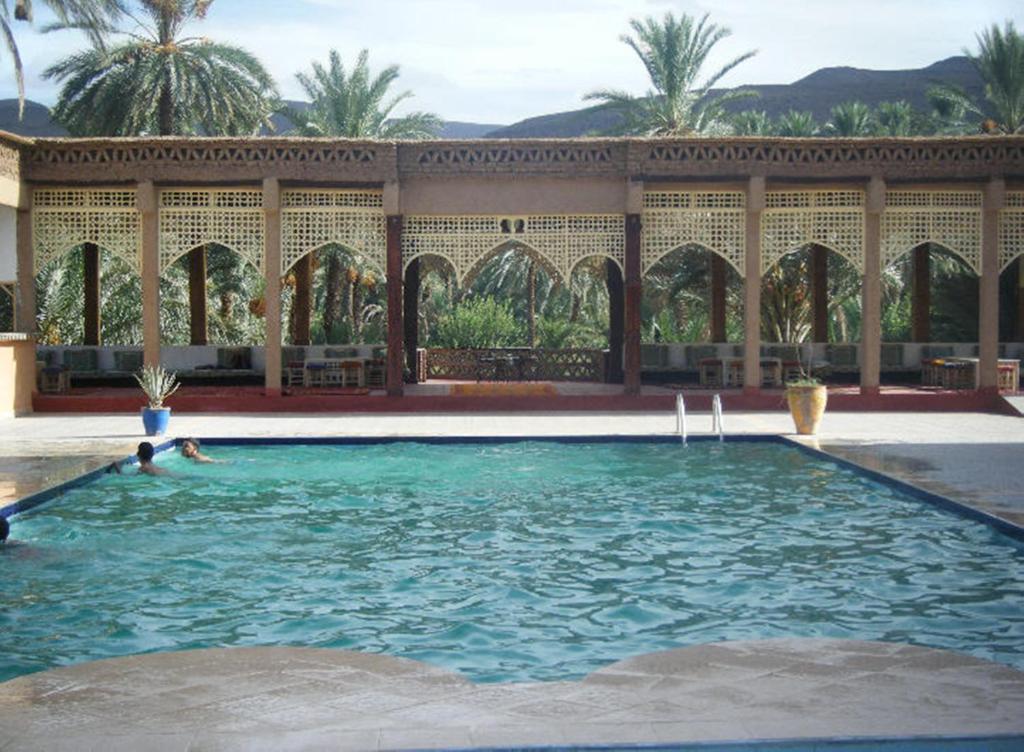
[0,338,35,416]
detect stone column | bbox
[743,176,765,395]
[861,176,885,396]
[15,207,34,336]
[710,253,727,342]
[188,246,208,346]
[386,215,404,397]
[403,257,420,380]
[83,242,101,346]
[606,258,624,383]
[811,244,829,343]
[292,255,312,346]
[623,213,642,395]
[138,181,161,368]
[911,245,931,342]
[263,178,282,396]
[979,178,1005,393]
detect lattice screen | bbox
[33,189,140,274]
[159,190,264,275]
[641,192,745,276]
[999,191,1024,272]
[281,190,386,275]
[881,190,983,273]
[761,191,865,274]
[401,215,625,285]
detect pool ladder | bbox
[712,394,725,442]
[675,393,687,445]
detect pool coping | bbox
[3,434,1022,544]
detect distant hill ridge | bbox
[0,56,985,140]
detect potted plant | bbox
[785,344,827,435]
[135,365,180,436]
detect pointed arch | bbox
[282,241,387,281]
[402,251,457,281]
[884,240,979,277]
[460,239,564,289]
[761,239,862,275]
[280,189,386,277]
[641,242,743,278]
[33,188,140,274]
[159,189,264,277]
[568,253,623,280]
[881,190,982,274]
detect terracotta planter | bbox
[786,385,827,435]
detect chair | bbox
[365,359,386,388]
[323,361,344,386]
[340,360,363,387]
[998,362,1019,394]
[699,358,722,387]
[725,360,744,387]
[39,365,70,394]
[760,358,782,387]
[285,361,306,387]
[304,362,326,387]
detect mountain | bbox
[0,98,505,140]
[0,57,989,140]
[484,56,988,138]
[0,99,66,137]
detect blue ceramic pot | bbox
[141,407,171,436]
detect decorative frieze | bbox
[401,214,625,285]
[280,190,386,275]
[881,190,983,273]
[398,141,627,177]
[32,188,140,273]
[761,190,865,273]
[158,189,264,274]
[641,191,746,275]
[999,191,1024,272]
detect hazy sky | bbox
[1,0,1020,125]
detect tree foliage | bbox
[286,48,440,139]
[46,0,278,136]
[586,12,757,135]
[1,0,121,117]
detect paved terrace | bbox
[1,409,1022,750]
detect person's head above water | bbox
[182,438,200,458]
[137,442,155,463]
[0,516,9,543]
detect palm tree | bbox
[968,21,1024,133]
[585,12,757,136]
[875,100,916,136]
[824,101,875,136]
[1,0,120,117]
[45,1,278,136]
[286,49,441,138]
[286,48,439,340]
[926,22,1023,134]
[731,109,773,135]
[777,110,819,137]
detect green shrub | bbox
[433,297,522,348]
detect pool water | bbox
[2,440,1022,683]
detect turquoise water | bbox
[2,440,1022,684]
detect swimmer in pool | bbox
[135,441,168,476]
[0,516,9,544]
[181,438,219,464]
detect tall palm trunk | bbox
[323,252,342,338]
[351,282,363,342]
[527,260,537,347]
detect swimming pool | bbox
[2,438,1022,684]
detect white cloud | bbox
[1,0,1019,125]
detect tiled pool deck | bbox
[1,409,1023,750]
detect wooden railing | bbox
[425,348,608,382]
